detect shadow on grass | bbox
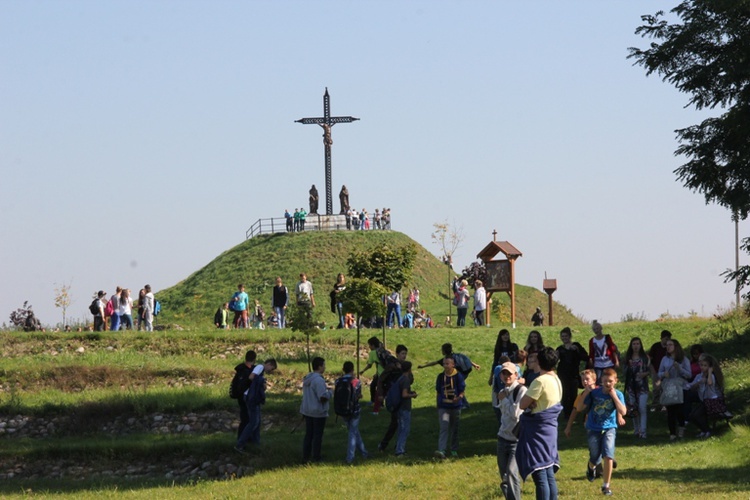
[1,396,747,494]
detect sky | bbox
[1,1,746,327]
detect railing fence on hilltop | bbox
[245,214,393,239]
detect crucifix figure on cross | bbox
[295,88,359,216]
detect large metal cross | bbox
[295,88,359,216]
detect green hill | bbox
[157,231,583,328]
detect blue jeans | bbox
[237,403,261,448]
[587,428,617,464]
[497,437,521,500]
[345,414,368,463]
[457,307,467,326]
[110,314,121,332]
[531,466,558,500]
[274,306,286,328]
[388,304,401,328]
[120,314,133,330]
[336,302,344,329]
[395,408,411,455]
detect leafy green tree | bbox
[346,243,416,347]
[287,301,322,372]
[347,244,417,292]
[339,277,389,373]
[629,1,750,299]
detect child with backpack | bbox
[418,343,481,378]
[230,350,256,439]
[388,361,417,457]
[235,358,277,453]
[359,337,394,414]
[496,361,527,500]
[588,320,619,383]
[378,345,409,452]
[214,303,229,329]
[334,361,369,464]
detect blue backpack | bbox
[385,375,404,412]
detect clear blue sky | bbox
[1,1,744,327]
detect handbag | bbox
[660,377,684,406]
[703,396,728,417]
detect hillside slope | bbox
[157,231,582,328]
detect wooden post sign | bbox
[543,278,557,327]
[477,240,523,328]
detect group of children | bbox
[231,323,728,498]
[492,324,729,498]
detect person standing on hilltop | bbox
[143,284,155,332]
[531,307,545,327]
[285,209,293,232]
[474,280,487,326]
[454,279,470,327]
[119,288,134,330]
[296,273,315,317]
[272,277,289,329]
[136,288,146,330]
[331,273,346,329]
[232,284,250,329]
[109,286,122,331]
[93,290,107,331]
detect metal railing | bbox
[245,214,392,239]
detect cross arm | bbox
[295,117,327,125]
[329,116,360,124]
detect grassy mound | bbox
[156,230,582,328]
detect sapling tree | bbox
[54,281,72,327]
[338,277,388,374]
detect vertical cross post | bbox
[296,88,359,216]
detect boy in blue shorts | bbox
[576,367,627,496]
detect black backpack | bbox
[333,376,357,418]
[229,365,252,399]
[453,352,473,377]
[89,299,100,316]
[214,308,223,326]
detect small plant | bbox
[621,311,648,322]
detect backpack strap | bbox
[511,384,522,404]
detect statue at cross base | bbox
[309,185,319,215]
[339,185,350,214]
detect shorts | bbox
[587,427,617,465]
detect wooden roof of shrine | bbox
[477,241,523,261]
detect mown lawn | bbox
[0,316,748,498]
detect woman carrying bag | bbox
[657,339,691,441]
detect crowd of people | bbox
[281,207,392,232]
[489,322,730,498]
[214,275,437,331]
[88,285,158,332]
[230,319,730,499]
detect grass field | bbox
[1,315,748,499]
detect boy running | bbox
[576,367,627,496]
